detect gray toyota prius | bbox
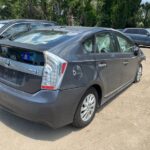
[0,26,145,128]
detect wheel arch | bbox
[88,84,103,107]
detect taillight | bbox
[41,51,67,90]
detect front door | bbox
[115,32,138,84]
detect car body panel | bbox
[0,26,145,128]
[0,81,86,128]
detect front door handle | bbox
[123,61,129,65]
[98,63,107,68]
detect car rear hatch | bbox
[0,44,44,93]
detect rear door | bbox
[114,32,138,84]
[0,45,44,93]
[94,31,124,98]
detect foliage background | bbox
[0,0,149,28]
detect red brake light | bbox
[41,51,68,90]
[61,63,67,74]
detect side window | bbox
[132,29,139,34]
[3,23,29,37]
[116,35,134,53]
[95,33,116,53]
[139,29,148,35]
[30,23,52,30]
[124,29,132,33]
[30,23,42,30]
[43,23,52,27]
[82,38,94,54]
[125,29,139,34]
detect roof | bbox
[0,20,14,24]
[126,28,141,29]
[0,19,57,24]
[0,26,110,52]
[45,26,109,35]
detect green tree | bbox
[126,0,142,27]
[99,0,113,27]
[111,0,128,28]
[99,0,141,28]
[0,0,13,19]
[141,2,150,27]
[0,0,147,28]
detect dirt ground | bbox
[0,48,150,150]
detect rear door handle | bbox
[123,61,129,65]
[98,63,107,68]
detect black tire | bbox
[134,64,143,83]
[72,87,98,128]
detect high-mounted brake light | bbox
[41,51,68,90]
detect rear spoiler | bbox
[0,40,46,52]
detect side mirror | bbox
[133,46,140,56]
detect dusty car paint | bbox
[0,26,145,128]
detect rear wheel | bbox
[72,88,98,128]
[135,64,142,83]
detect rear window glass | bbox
[13,30,76,46]
[146,29,150,33]
[0,46,44,66]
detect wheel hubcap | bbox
[137,67,142,81]
[80,94,96,122]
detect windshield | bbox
[146,29,150,33]
[0,23,5,29]
[13,30,76,46]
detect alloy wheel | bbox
[80,93,96,122]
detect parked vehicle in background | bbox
[117,29,124,32]
[0,27,145,128]
[0,19,57,39]
[123,28,150,46]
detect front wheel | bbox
[134,64,143,83]
[72,88,98,128]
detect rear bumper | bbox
[0,82,85,128]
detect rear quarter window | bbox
[82,38,94,54]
